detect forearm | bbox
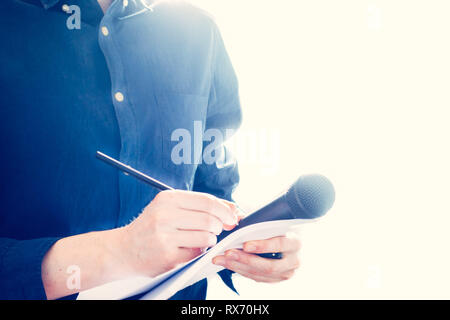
[41,190,239,300]
[41,227,131,300]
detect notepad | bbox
[77,218,318,300]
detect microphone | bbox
[217,174,335,243]
[96,152,335,259]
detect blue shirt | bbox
[0,0,241,299]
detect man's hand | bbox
[42,190,240,299]
[212,234,301,283]
[117,190,240,278]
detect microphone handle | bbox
[217,196,293,260]
[217,195,293,242]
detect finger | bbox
[243,236,301,254]
[213,255,294,282]
[220,200,246,220]
[233,268,295,282]
[174,230,217,248]
[172,210,223,235]
[220,201,245,231]
[215,250,300,277]
[163,190,238,226]
[230,269,280,283]
[213,255,275,282]
[223,222,240,231]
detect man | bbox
[0,0,301,299]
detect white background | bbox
[186,0,450,299]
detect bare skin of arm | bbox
[42,190,239,299]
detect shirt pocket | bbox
[155,92,208,187]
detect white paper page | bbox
[78,218,317,300]
[77,254,206,300]
[140,218,318,300]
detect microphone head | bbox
[285,174,335,219]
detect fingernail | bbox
[223,224,235,231]
[226,250,239,260]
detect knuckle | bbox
[237,252,249,264]
[276,237,285,251]
[204,215,215,229]
[224,260,235,271]
[259,242,270,253]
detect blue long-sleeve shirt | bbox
[0,0,241,299]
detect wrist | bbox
[99,226,136,282]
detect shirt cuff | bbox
[1,237,62,299]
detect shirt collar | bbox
[27,0,104,26]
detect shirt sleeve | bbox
[0,237,62,299]
[192,22,242,294]
[193,22,242,202]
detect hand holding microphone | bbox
[212,174,335,282]
[97,152,335,283]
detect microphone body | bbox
[218,174,335,242]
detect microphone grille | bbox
[285,174,335,219]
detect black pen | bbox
[96,151,283,260]
[96,151,174,191]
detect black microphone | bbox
[217,174,335,257]
[96,152,335,259]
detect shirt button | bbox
[123,0,129,7]
[115,92,124,102]
[62,4,69,12]
[101,26,109,36]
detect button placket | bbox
[98,0,142,227]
